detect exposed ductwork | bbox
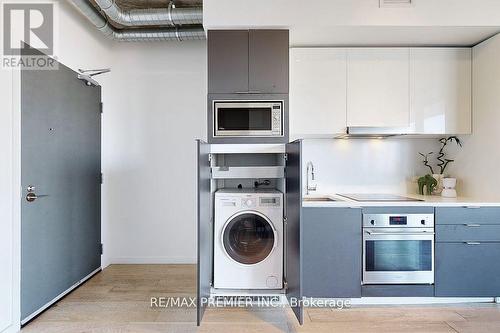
[69,0,205,41]
[93,0,203,27]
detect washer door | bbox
[222,212,276,265]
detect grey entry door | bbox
[285,140,303,325]
[21,51,102,323]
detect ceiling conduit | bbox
[69,0,205,41]
[93,0,203,26]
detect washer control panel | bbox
[241,198,256,208]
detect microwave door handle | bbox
[234,90,262,94]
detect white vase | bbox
[441,178,457,198]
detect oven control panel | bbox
[363,213,434,228]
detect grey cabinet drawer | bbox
[436,224,500,242]
[435,242,500,297]
[303,207,362,298]
[436,207,500,225]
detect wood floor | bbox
[22,264,500,333]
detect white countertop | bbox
[303,193,500,208]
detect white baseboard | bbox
[108,257,196,264]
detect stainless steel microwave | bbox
[213,101,284,138]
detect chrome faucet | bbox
[306,161,317,195]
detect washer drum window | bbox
[222,212,276,265]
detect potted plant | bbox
[418,136,462,197]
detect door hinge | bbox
[208,153,213,165]
[100,243,103,255]
[283,216,287,225]
[100,102,103,113]
[284,153,288,162]
[283,279,288,290]
[99,172,103,184]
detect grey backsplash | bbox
[302,138,440,195]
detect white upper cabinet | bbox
[346,48,410,128]
[410,48,472,134]
[289,48,347,139]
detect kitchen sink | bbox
[303,197,337,202]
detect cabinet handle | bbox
[464,206,481,209]
[464,224,481,227]
[465,242,481,245]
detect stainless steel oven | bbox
[362,213,435,285]
[213,100,283,138]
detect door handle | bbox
[26,192,49,202]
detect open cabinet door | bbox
[285,140,303,325]
[197,140,212,326]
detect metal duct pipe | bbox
[69,0,205,41]
[94,0,203,26]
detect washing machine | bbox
[214,189,283,290]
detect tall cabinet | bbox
[196,141,304,326]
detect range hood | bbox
[336,126,408,139]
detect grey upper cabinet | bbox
[303,207,362,298]
[208,30,249,93]
[249,30,289,94]
[208,30,289,94]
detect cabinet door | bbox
[289,48,347,139]
[303,207,362,298]
[347,48,410,127]
[410,48,472,134]
[208,30,249,93]
[435,242,500,297]
[249,30,289,93]
[285,140,303,325]
[197,140,212,326]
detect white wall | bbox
[302,138,439,195]
[0,68,15,333]
[447,34,500,200]
[101,41,206,265]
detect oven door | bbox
[214,101,283,137]
[363,228,434,285]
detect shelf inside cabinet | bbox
[211,166,285,179]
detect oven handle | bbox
[364,230,435,236]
